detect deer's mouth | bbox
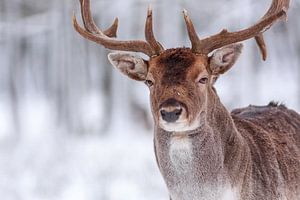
[158,110,205,133]
[159,116,200,132]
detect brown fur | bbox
[154,88,300,200]
[75,0,295,198]
[147,48,300,200]
[109,47,300,200]
[158,48,196,85]
[231,103,300,199]
[148,48,208,124]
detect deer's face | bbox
[109,44,243,132]
[146,48,209,132]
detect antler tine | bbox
[73,0,157,57]
[192,0,290,59]
[73,15,155,55]
[145,6,164,55]
[79,0,118,37]
[79,0,101,34]
[104,18,118,38]
[255,34,267,61]
[255,0,290,60]
[183,9,201,53]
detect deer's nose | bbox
[160,108,182,123]
[159,98,185,123]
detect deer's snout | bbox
[159,98,186,123]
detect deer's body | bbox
[73,0,300,199]
[155,87,300,200]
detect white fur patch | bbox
[170,185,239,200]
[169,136,193,172]
[222,187,239,200]
[199,186,239,200]
[168,137,239,200]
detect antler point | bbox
[72,13,78,25]
[147,5,153,16]
[114,17,119,24]
[183,9,189,21]
[282,7,288,21]
[183,9,188,15]
[220,29,228,34]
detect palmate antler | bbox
[183,0,290,60]
[73,0,164,57]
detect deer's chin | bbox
[159,118,200,132]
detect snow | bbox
[0,94,167,200]
[0,121,168,200]
[1,0,300,199]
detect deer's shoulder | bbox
[230,102,300,159]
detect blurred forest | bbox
[0,0,300,199]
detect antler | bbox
[183,0,290,60]
[78,0,118,37]
[73,0,163,57]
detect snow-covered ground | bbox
[0,135,168,200]
[0,134,168,200]
[0,96,168,200]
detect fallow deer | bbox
[73,0,300,199]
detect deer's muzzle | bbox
[159,98,187,123]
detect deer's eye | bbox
[198,77,208,84]
[145,80,154,87]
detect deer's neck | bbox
[154,89,250,200]
[205,89,251,187]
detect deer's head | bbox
[73,0,289,132]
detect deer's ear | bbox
[209,43,243,75]
[108,52,148,81]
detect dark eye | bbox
[198,77,208,84]
[145,80,154,87]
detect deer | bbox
[73,0,300,199]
